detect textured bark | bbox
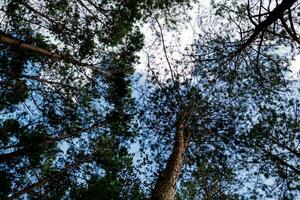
[151,120,190,200]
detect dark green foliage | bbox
[0,0,193,199]
[137,0,300,199]
[1,0,299,199]
[0,45,29,110]
[0,170,12,199]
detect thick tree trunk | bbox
[151,120,190,200]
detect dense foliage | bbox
[0,0,192,199]
[0,0,299,199]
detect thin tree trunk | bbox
[0,34,110,76]
[151,119,190,200]
[0,123,100,158]
[236,0,297,54]
[6,156,93,200]
[0,149,26,163]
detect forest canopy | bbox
[0,0,299,199]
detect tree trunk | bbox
[151,120,190,200]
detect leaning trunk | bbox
[151,120,190,200]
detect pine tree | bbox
[0,0,192,199]
[139,0,300,199]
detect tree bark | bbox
[151,119,190,200]
[0,34,110,76]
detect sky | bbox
[135,0,300,79]
[132,1,300,189]
[0,0,299,198]
[290,54,300,79]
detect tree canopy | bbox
[0,0,299,199]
